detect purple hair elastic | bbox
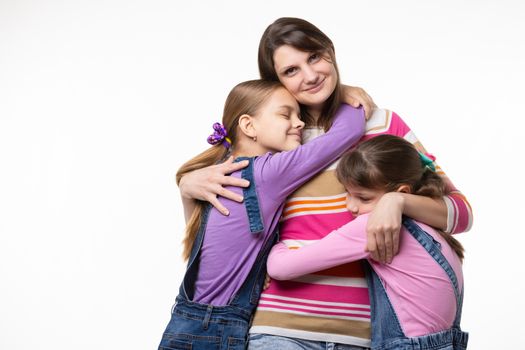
[207,122,231,149]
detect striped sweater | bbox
[249,109,473,347]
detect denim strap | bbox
[236,157,264,234]
[402,217,463,328]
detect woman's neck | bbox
[307,106,322,123]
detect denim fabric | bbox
[159,157,278,350]
[239,157,264,234]
[365,217,468,350]
[248,334,370,350]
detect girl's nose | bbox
[346,199,358,215]
[294,117,305,130]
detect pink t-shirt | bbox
[267,214,463,337]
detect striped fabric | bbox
[249,109,473,346]
[283,194,348,220]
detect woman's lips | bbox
[304,78,325,93]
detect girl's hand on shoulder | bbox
[341,84,377,120]
[366,192,404,264]
[179,156,250,216]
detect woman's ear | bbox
[238,114,257,139]
[396,184,412,194]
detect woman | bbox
[180,18,472,349]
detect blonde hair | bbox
[176,80,283,260]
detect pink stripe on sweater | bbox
[447,193,472,234]
[280,211,353,240]
[264,279,370,305]
[259,295,370,312]
[257,303,370,319]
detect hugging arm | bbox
[179,95,375,215]
[365,191,448,263]
[366,111,473,264]
[267,215,370,280]
[341,85,377,120]
[179,86,375,215]
[178,156,250,217]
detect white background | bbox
[1,0,524,348]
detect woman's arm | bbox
[364,192,447,263]
[267,215,370,280]
[181,196,197,224]
[342,85,377,120]
[178,156,250,216]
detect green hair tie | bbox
[419,152,436,172]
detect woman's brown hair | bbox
[336,135,465,260]
[258,17,343,131]
[176,80,282,260]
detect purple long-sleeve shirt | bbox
[193,104,365,305]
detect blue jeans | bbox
[159,298,250,349]
[248,334,370,350]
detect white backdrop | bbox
[1,0,524,349]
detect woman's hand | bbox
[179,156,250,216]
[366,192,405,263]
[342,85,377,120]
[263,274,271,290]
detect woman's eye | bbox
[281,114,290,119]
[284,67,297,76]
[309,53,321,63]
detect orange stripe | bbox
[285,196,346,208]
[284,204,347,215]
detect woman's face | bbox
[273,45,338,111]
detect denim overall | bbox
[364,218,469,350]
[159,158,278,350]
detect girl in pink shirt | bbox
[267,135,468,349]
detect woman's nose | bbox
[303,66,319,84]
